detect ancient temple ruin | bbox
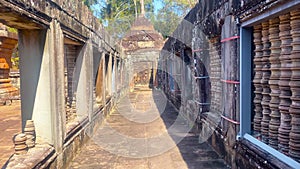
[1,0,300,169]
[0,23,18,105]
[121,2,164,90]
[158,0,300,168]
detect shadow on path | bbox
[152,88,229,169]
[69,88,230,169]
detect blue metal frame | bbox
[239,27,252,137]
[239,1,300,168]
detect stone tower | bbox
[0,23,19,105]
[121,0,164,90]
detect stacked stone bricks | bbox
[0,23,18,105]
[13,133,27,155]
[24,120,35,148]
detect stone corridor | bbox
[2,0,300,168]
[69,89,229,169]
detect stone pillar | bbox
[93,49,101,83]
[18,20,65,150]
[74,40,92,121]
[52,21,66,153]
[95,52,104,106]
[102,52,106,106]
[112,52,117,96]
[127,57,132,90]
[120,59,124,89]
[171,52,175,92]
[152,58,158,88]
[173,52,181,94]
[116,57,120,92]
[86,41,93,121]
[108,52,113,97]
[180,48,186,112]
[92,48,101,111]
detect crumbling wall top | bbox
[0,0,115,52]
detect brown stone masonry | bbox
[0,23,18,105]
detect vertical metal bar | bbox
[239,27,252,137]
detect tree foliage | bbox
[150,0,197,38]
[84,0,196,39]
[150,8,181,38]
[99,0,137,39]
[162,0,197,16]
[87,0,153,39]
[82,0,99,8]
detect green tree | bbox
[150,8,181,38]
[88,0,153,39]
[83,0,97,8]
[151,0,197,38]
[83,0,196,39]
[162,0,197,15]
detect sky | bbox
[153,0,164,14]
[92,0,165,18]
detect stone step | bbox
[0,78,11,83]
[0,87,19,94]
[0,83,12,88]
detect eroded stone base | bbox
[4,144,56,169]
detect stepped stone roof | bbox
[121,15,164,53]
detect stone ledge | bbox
[236,138,292,169]
[4,144,56,169]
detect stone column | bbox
[51,20,66,161]
[152,58,158,88]
[180,48,186,113]
[115,54,119,94]
[116,57,120,92]
[112,52,117,96]
[102,52,106,106]
[86,40,93,122]
[74,40,92,121]
[95,52,105,106]
[18,20,65,150]
[106,52,112,98]
[109,52,113,97]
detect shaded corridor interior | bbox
[69,89,229,169]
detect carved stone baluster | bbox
[13,133,27,155]
[278,13,293,154]
[289,9,300,162]
[253,25,263,134]
[261,22,272,144]
[269,17,281,149]
[24,120,35,148]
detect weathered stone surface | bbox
[5,144,56,169]
[121,15,164,53]
[0,101,21,167]
[0,24,19,105]
[0,0,115,51]
[0,1,123,169]
[158,0,300,168]
[121,14,163,90]
[69,90,229,169]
